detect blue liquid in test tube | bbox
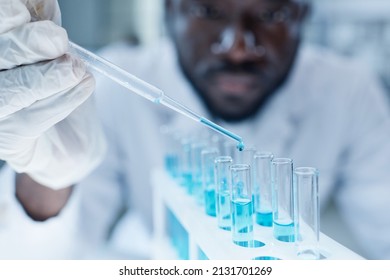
[254,152,274,227]
[256,212,273,227]
[162,129,181,178]
[192,142,207,204]
[204,189,216,216]
[273,221,295,242]
[231,197,254,246]
[230,164,254,247]
[202,148,219,216]
[236,147,257,213]
[217,191,231,230]
[180,138,193,193]
[215,156,233,230]
[272,158,295,242]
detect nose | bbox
[211,25,266,63]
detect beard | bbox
[178,55,297,123]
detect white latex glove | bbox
[0,0,106,189]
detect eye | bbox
[273,7,292,22]
[256,7,292,24]
[256,10,275,23]
[188,2,224,20]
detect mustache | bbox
[199,60,264,78]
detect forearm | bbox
[15,173,73,221]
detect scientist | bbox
[76,0,390,259]
[0,0,105,220]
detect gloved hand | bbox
[0,0,106,189]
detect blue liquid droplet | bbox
[237,141,245,151]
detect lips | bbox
[212,72,258,96]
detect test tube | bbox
[294,167,320,259]
[254,152,274,227]
[179,137,193,192]
[230,164,254,247]
[161,126,180,178]
[272,158,295,242]
[201,148,219,216]
[215,156,233,231]
[191,142,207,204]
[235,147,257,211]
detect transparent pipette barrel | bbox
[68,41,163,102]
[68,41,244,149]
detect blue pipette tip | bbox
[237,141,245,151]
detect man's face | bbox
[166,0,308,122]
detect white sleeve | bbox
[335,71,390,259]
[0,164,80,259]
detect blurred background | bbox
[53,0,390,257]
[58,0,390,92]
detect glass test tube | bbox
[161,127,181,178]
[254,152,274,227]
[230,164,254,247]
[272,158,295,242]
[294,167,320,259]
[201,148,219,216]
[179,137,193,192]
[236,147,257,210]
[215,156,233,231]
[191,142,207,204]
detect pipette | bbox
[68,41,245,151]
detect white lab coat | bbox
[76,39,390,259]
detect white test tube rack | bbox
[151,169,363,260]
